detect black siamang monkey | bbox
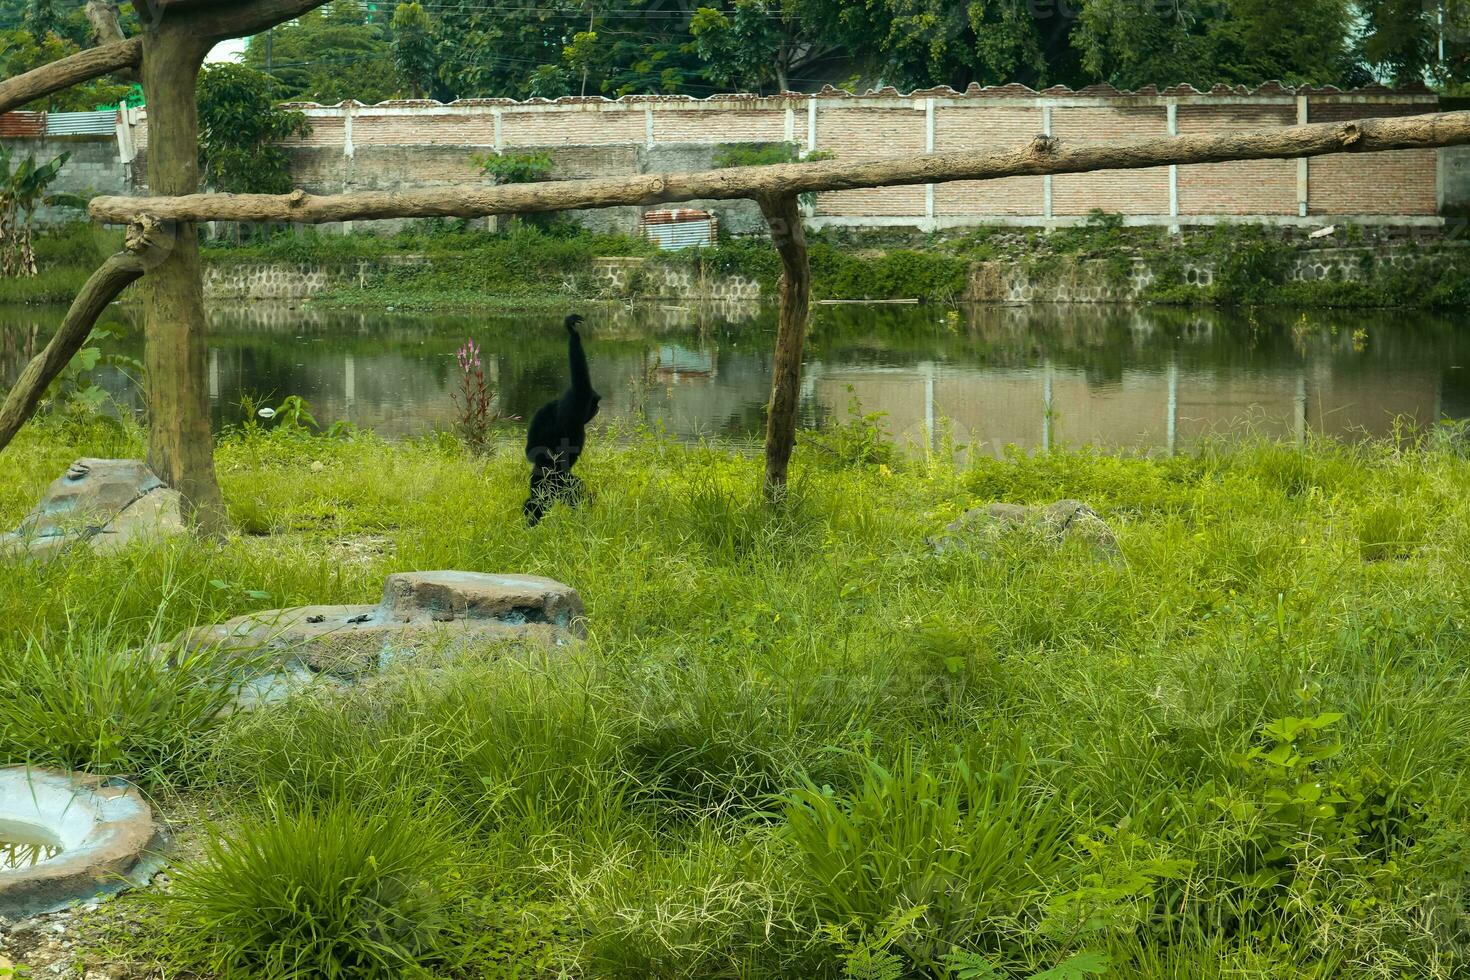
[524,314,600,526]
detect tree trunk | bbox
[0,251,144,453]
[758,193,809,501]
[140,26,227,533]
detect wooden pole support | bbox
[758,193,810,501]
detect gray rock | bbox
[930,499,1119,557]
[0,459,185,560]
[174,571,586,691]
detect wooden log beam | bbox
[0,38,142,116]
[0,251,144,454]
[92,109,1470,226]
[758,194,810,500]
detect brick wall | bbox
[260,84,1445,228]
[2,83,1450,230]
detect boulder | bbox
[0,459,185,559]
[176,571,585,682]
[930,498,1118,557]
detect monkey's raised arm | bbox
[565,314,592,397]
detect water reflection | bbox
[2,301,1465,456]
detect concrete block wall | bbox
[0,134,136,224]
[254,83,1447,231]
[3,83,1451,231]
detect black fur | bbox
[524,314,600,526]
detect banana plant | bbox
[0,147,85,278]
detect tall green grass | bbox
[3,415,1470,977]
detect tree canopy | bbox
[0,0,133,110]
[0,0,1465,112]
[218,0,1470,104]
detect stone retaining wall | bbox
[203,244,1462,305]
[966,244,1466,303]
[202,254,764,302]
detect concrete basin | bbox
[0,767,162,918]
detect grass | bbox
[2,409,1470,978]
[0,223,126,305]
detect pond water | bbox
[3,300,1469,456]
[0,819,63,872]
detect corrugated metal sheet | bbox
[0,112,46,138]
[45,111,117,136]
[644,218,715,250]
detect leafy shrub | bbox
[804,388,895,469]
[713,142,801,168]
[475,150,554,185]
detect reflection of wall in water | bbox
[811,357,1444,457]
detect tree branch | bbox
[0,38,142,116]
[85,1,138,82]
[160,0,331,42]
[91,109,1470,225]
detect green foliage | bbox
[474,150,554,185]
[804,387,896,469]
[391,2,435,99]
[197,64,311,195]
[162,799,461,978]
[1075,0,1362,90]
[44,320,141,416]
[215,0,1448,102]
[5,418,1470,976]
[242,0,402,105]
[0,145,82,277]
[780,751,1070,966]
[712,142,802,168]
[0,17,130,111]
[0,625,235,778]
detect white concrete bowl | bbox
[0,767,161,918]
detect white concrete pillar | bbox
[345,353,356,409]
[645,106,655,149]
[924,97,936,231]
[806,98,818,155]
[1042,105,1053,220]
[208,347,219,402]
[1166,101,1179,233]
[784,104,795,144]
[1296,96,1309,217]
[492,108,504,152]
[343,105,355,159]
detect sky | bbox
[206,38,247,64]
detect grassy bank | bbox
[2,413,1470,978]
[0,223,126,305]
[10,218,1466,314]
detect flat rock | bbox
[930,498,1119,556]
[0,459,184,559]
[176,571,585,683]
